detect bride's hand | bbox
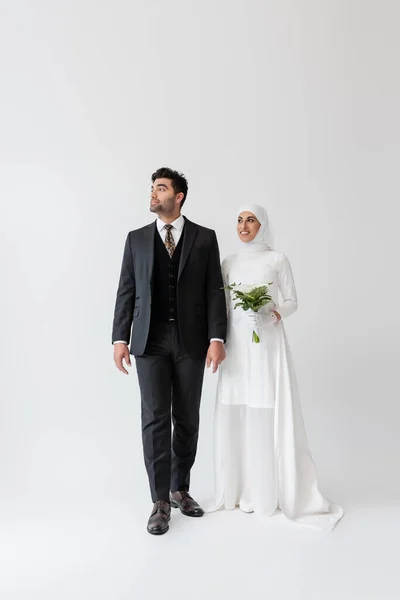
[258,300,276,314]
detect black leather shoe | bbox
[147,501,171,535]
[170,491,204,517]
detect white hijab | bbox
[237,204,273,253]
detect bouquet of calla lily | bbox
[223,282,274,343]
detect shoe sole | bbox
[147,525,169,535]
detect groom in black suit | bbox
[112,168,227,535]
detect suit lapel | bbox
[178,217,197,281]
[143,221,156,283]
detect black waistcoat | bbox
[151,229,183,323]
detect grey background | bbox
[1,1,399,598]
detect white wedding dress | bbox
[209,248,343,531]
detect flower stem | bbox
[252,330,260,343]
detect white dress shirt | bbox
[114,215,224,345]
[156,215,185,245]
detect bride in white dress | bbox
[210,204,343,531]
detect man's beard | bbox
[149,199,175,215]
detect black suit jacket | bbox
[112,217,227,358]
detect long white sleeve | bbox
[276,255,298,319]
[221,258,232,318]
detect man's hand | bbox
[206,341,226,374]
[114,343,131,374]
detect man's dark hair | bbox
[152,167,188,207]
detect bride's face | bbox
[237,211,261,242]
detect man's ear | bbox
[176,192,184,205]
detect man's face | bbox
[150,178,180,216]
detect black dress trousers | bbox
[135,322,205,502]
